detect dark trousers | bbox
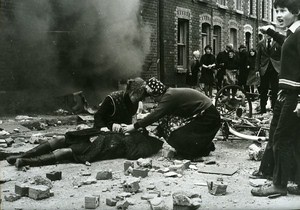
[272,92,300,187]
[260,65,278,111]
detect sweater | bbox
[278,21,300,92]
[134,88,212,128]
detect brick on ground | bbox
[28,185,51,200]
[46,171,62,181]
[85,195,100,209]
[96,170,112,180]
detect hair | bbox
[125,77,146,98]
[204,45,212,51]
[274,0,300,16]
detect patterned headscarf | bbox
[145,77,167,97]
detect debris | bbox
[164,172,179,178]
[116,200,130,210]
[4,193,21,202]
[122,178,140,193]
[148,197,170,210]
[124,160,134,173]
[15,183,29,196]
[76,124,91,131]
[207,180,228,195]
[106,197,117,206]
[131,168,149,178]
[33,176,53,188]
[268,193,282,199]
[28,185,51,200]
[137,158,152,168]
[85,195,100,209]
[46,171,62,181]
[249,179,268,187]
[96,170,112,180]
[198,166,238,176]
[172,191,202,209]
[248,143,266,161]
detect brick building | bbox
[0,0,275,113]
[142,0,277,86]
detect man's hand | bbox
[259,25,274,34]
[277,90,285,102]
[294,103,300,117]
[122,124,135,133]
[256,72,260,78]
[112,123,123,132]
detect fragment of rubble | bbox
[106,197,118,206]
[0,178,12,184]
[141,193,157,200]
[172,191,202,208]
[82,177,97,185]
[248,143,266,161]
[85,195,100,209]
[122,178,140,193]
[164,171,179,178]
[148,197,170,210]
[131,168,149,178]
[194,182,207,187]
[28,185,51,200]
[85,161,91,166]
[124,166,134,176]
[46,171,62,181]
[116,200,130,210]
[137,158,152,168]
[204,159,217,165]
[207,180,228,195]
[124,160,135,172]
[76,124,91,131]
[163,181,171,186]
[162,148,175,159]
[162,192,171,197]
[80,170,91,176]
[157,168,169,174]
[32,176,53,188]
[116,192,132,200]
[189,165,198,170]
[4,193,21,202]
[0,130,10,136]
[249,179,268,187]
[15,115,33,121]
[72,180,82,188]
[15,183,30,196]
[146,183,156,190]
[96,170,113,180]
[5,137,14,146]
[169,164,185,174]
[157,157,165,161]
[29,133,44,144]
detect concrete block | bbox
[4,193,21,202]
[131,168,148,178]
[106,198,117,206]
[207,181,228,195]
[28,185,51,200]
[96,171,112,180]
[116,200,130,210]
[15,183,29,197]
[122,179,140,193]
[149,197,170,210]
[124,160,134,171]
[46,171,62,181]
[85,195,100,209]
[137,158,152,168]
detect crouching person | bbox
[123,77,221,160]
[6,77,163,168]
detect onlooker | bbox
[251,0,300,196]
[199,45,216,98]
[186,50,201,89]
[123,77,221,160]
[216,44,233,91]
[246,49,259,97]
[255,25,281,113]
[7,78,163,167]
[237,44,250,92]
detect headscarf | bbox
[126,77,146,97]
[145,77,167,97]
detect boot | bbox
[15,153,57,168]
[6,142,52,165]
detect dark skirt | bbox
[199,68,214,85]
[156,105,221,159]
[67,131,163,163]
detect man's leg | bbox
[259,71,269,113]
[269,69,279,110]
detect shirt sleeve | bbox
[266,28,285,46]
[134,93,174,128]
[93,96,114,129]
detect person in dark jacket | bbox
[246,49,259,98]
[237,44,250,92]
[186,50,201,89]
[123,77,221,160]
[251,0,300,196]
[199,45,216,98]
[7,78,163,168]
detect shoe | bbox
[287,185,300,195]
[250,170,264,179]
[251,184,287,197]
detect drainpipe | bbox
[158,0,165,82]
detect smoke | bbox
[1,0,151,91]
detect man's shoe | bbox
[287,184,300,195]
[249,170,264,179]
[251,184,287,197]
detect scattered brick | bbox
[131,168,148,178]
[15,183,29,197]
[96,171,112,180]
[46,171,62,181]
[28,185,51,200]
[116,200,130,210]
[85,195,100,209]
[122,179,140,193]
[148,197,170,210]
[207,180,228,195]
[137,158,152,168]
[106,197,117,206]
[124,160,134,171]
[4,193,21,202]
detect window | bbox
[213,26,221,55]
[249,0,254,15]
[177,19,189,69]
[262,0,265,19]
[202,23,210,52]
[245,32,251,51]
[230,28,237,50]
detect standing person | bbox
[123,77,221,160]
[255,25,281,113]
[199,45,216,98]
[186,50,201,89]
[223,49,239,98]
[6,78,163,168]
[237,44,250,92]
[215,44,233,91]
[246,49,259,99]
[251,0,300,196]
